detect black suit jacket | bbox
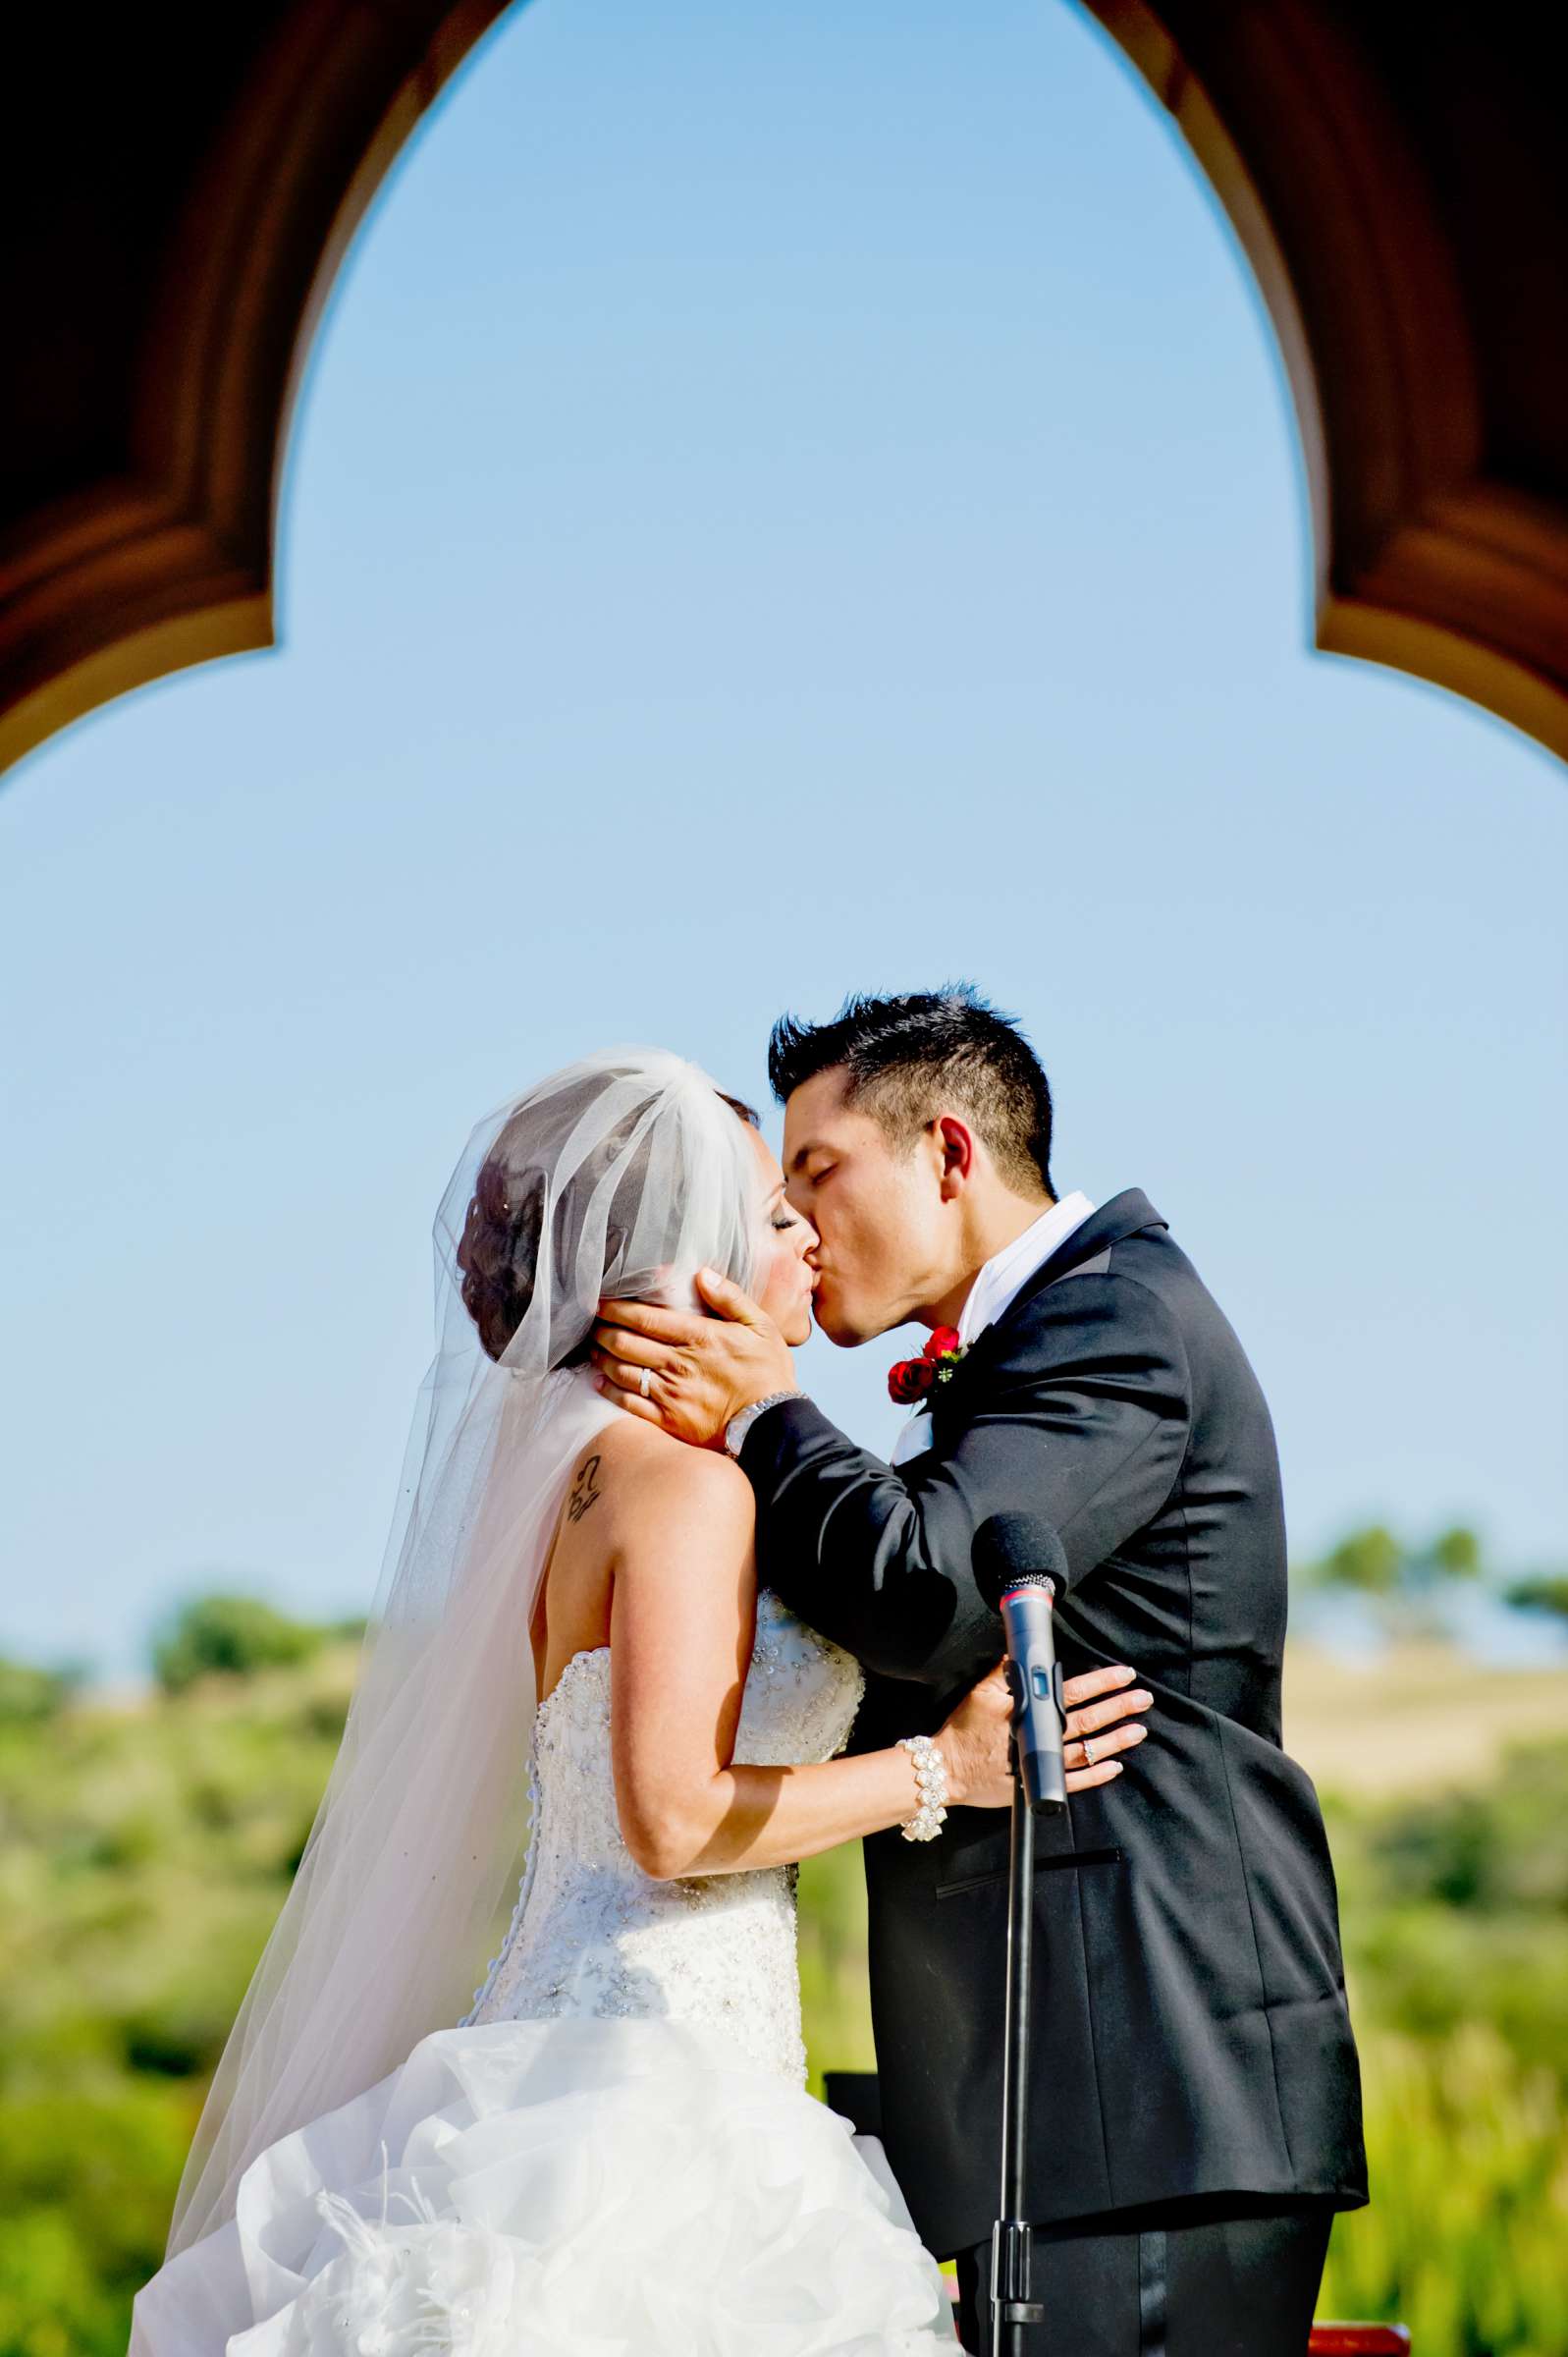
[739,1189,1367,2259]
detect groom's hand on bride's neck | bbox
[590,1270,797,1448]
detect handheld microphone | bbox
[973,1513,1069,1816]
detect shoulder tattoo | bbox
[567,1453,604,1524]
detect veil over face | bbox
[166,1049,766,2256]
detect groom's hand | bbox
[591,1269,797,1447]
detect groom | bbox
[594,988,1366,2355]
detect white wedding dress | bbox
[130,1588,953,2354]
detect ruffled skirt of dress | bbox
[129,2016,953,2356]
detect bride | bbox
[130,1049,1147,2354]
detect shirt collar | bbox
[955,1191,1099,1348]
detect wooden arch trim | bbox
[0,0,514,781]
[1084,0,1568,762]
[4,0,1564,780]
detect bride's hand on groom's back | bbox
[938,1666,1017,1809]
[1059,1663,1152,1790]
[940,1663,1152,1809]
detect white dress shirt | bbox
[890,1191,1098,1466]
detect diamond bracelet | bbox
[896,1734,949,1842]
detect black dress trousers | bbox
[953,2199,1334,2357]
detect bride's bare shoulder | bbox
[579,1415,753,1537]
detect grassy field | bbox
[1,1629,1564,2354]
[1284,1641,1568,1800]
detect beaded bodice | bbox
[460,1589,864,2082]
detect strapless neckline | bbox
[458,1587,865,2081]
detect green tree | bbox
[1506,1572,1568,1624]
[1425,1524,1483,1580]
[150,1594,325,1694]
[0,1658,80,1726]
[1317,1525,1405,1593]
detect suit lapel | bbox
[1005,1188,1165,1316]
[941,1189,1167,1396]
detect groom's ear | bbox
[935,1114,978,1196]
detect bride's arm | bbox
[606,1444,1004,1882]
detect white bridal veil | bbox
[166,1048,766,2256]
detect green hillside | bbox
[2,1603,1565,2355]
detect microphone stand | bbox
[990,1723,1047,2357]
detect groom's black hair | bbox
[768,986,1054,1197]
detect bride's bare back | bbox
[529,1409,1015,1882]
[534,1416,756,1711]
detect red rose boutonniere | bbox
[888,1325,966,1404]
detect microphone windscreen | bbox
[973,1512,1069,1611]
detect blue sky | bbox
[2,0,1563,1681]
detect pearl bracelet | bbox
[896,1734,949,1842]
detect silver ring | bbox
[639,1367,652,1399]
[1081,1735,1096,1768]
